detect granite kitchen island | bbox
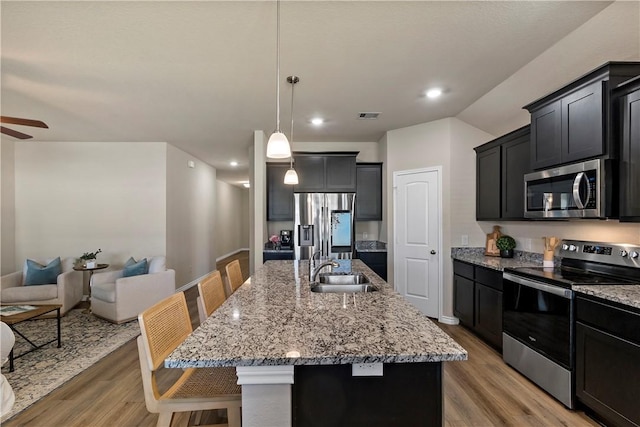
[166,260,467,426]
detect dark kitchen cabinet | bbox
[453,260,503,351]
[530,101,562,169]
[263,251,294,263]
[576,295,640,427]
[476,146,501,220]
[293,152,357,193]
[267,163,294,221]
[453,274,474,327]
[475,125,531,221]
[356,251,387,281]
[293,362,443,427]
[356,163,382,221]
[524,62,640,170]
[501,131,530,219]
[615,76,640,222]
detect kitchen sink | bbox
[310,283,378,293]
[317,272,370,285]
[310,273,377,293]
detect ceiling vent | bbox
[358,112,380,120]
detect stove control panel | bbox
[561,240,640,267]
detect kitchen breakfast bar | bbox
[166,260,467,426]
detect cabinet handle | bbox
[573,172,590,210]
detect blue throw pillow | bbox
[24,257,62,286]
[123,258,148,277]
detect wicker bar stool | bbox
[224,260,244,297]
[197,270,227,324]
[137,292,241,427]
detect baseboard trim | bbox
[216,248,250,262]
[438,315,460,325]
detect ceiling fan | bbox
[1,116,49,139]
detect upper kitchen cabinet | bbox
[524,62,640,170]
[614,76,640,222]
[266,163,294,221]
[293,152,357,193]
[356,163,382,221]
[475,125,531,221]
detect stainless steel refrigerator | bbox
[294,193,356,260]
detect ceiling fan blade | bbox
[1,126,33,139]
[0,116,48,128]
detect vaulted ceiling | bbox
[1,1,613,183]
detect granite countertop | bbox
[452,248,640,311]
[166,259,467,368]
[263,248,294,253]
[451,247,544,271]
[573,285,640,311]
[355,240,387,252]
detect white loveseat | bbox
[90,256,175,324]
[0,257,83,316]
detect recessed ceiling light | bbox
[311,117,324,125]
[230,161,239,167]
[426,88,442,99]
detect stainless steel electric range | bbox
[502,239,640,409]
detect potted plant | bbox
[496,236,516,258]
[77,248,102,268]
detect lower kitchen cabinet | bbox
[453,260,503,351]
[576,295,640,427]
[356,251,387,281]
[263,251,294,263]
[293,362,442,427]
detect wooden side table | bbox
[73,264,109,312]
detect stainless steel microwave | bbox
[524,159,615,219]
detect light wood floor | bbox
[5,252,598,426]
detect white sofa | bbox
[90,256,175,324]
[0,257,83,316]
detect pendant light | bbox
[284,75,299,185]
[266,0,291,159]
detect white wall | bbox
[385,118,493,318]
[458,0,640,137]
[215,179,249,259]
[166,145,217,287]
[480,222,640,252]
[13,142,166,270]
[454,0,640,250]
[1,141,16,275]
[250,131,267,273]
[449,122,496,248]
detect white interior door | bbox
[394,168,441,318]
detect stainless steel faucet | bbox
[310,260,340,283]
[309,250,322,280]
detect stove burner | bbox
[507,266,638,288]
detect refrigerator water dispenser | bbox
[298,225,314,246]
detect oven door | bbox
[503,272,574,369]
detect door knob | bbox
[430,250,436,254]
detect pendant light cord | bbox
[289,77,295,168]
[275,0,281,133]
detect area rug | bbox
[1,308,140,422]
